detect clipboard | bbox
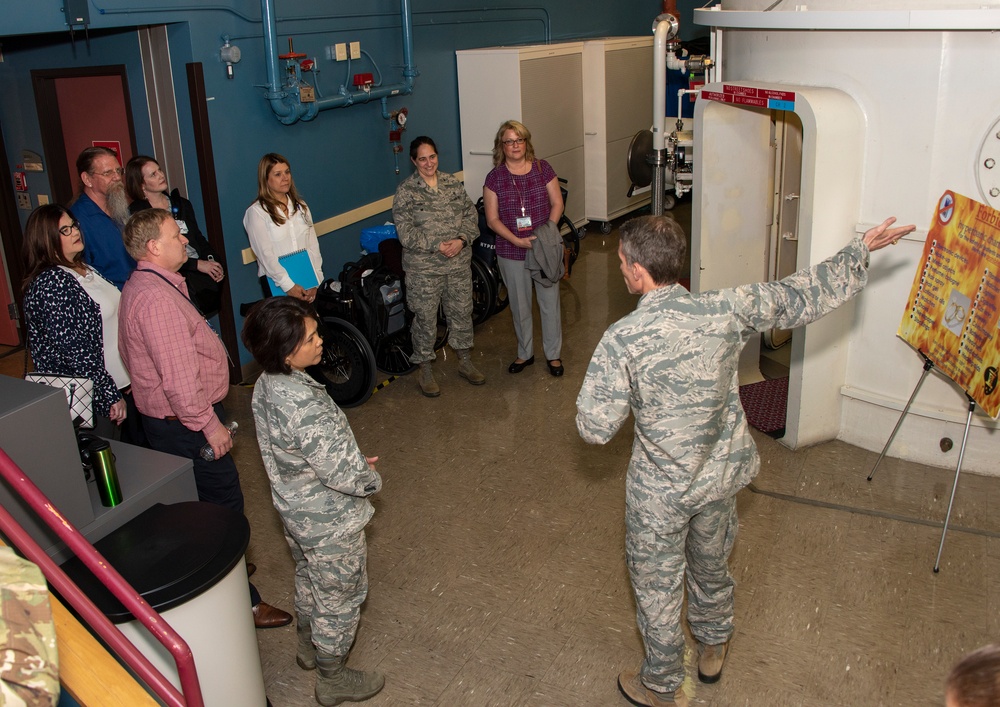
[267,249,320,295]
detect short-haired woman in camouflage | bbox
[242,297,385,705]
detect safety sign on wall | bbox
[897,190,1000,417]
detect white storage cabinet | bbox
[582,37,654,231]
[456,42,586,227]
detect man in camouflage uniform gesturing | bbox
[576,214,914,707]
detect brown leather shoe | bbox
[253,602,292,629]
[246,562,257,578]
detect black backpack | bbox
[336,254,406,341]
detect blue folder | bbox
[266,249,320,295]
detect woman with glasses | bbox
[244,153,323,303]
[483,120,566,377]
[21,204,135,439]
[125,155,225,316]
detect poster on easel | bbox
[897,191,1000,418]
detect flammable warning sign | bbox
[898,191,1000,417]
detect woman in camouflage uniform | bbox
[393,135,484,397]
[242,297,384,706]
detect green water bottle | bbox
[89,439,123,507]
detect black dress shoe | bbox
[246,562,257,578]
[547,360,564,377]
[508,356,535,374]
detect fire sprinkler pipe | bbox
[261,0,417,124]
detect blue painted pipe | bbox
[262,0,416,124]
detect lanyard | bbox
[138,268,234,367]
[507,162,533,218]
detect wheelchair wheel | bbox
[559,215,582,275]
[375,328,417,376]
[307,317,377,408]
[471,256,497,326]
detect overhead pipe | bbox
[261,0,417,124]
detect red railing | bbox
[0,448,204,707]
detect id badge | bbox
[516,215,533,232]
[175,218,189,235]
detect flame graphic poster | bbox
[897,191,1000,418]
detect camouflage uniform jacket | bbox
[0,547,59,707]
[576,238,872,533]
[392,171,478,275]
[251,370,381,544]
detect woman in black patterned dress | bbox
[22,204,136,439]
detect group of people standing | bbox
[20,146,293,636]
[18,123,914,707]
[388,120,568,397]
[231,121,574,704]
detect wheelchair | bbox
[307,248,450,408]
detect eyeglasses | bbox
[502,138,526,147]
[91,167,124,178]
[58,221,81,237]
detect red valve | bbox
[300,59,315,72]
[353,73,374,88]
[278,38,307,61]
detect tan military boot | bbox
[697,638,731,683]
[315,653,384,706]
[617,670,688,706]
[296,615,316,670]
[456,349,485,385]
[417,362,440,397]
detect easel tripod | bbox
[866,351,979,572]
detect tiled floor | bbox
[5,205,997,705]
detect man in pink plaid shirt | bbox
[119,208,291,629]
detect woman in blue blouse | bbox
[22,204,133,437]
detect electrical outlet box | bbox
[16,193,31,210]
[63,0,90,26]
[335,43,347,62]
[37,195,49,205]
[350,42,361,60]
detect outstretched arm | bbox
[862,217,916,251]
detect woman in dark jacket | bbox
[22,204,130,434]
[125,155,224,315]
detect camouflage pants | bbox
[406,268,474,363]
[625,495,737,692]
[285,528,368,659]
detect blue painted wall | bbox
[1,0,665,364]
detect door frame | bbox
[0,125,26,344]
[31,65,139,205]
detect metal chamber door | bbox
[764,110,803,349]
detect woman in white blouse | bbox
[243,153,324,303]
